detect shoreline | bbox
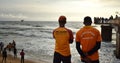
[0,53,47,63]
[0,54,35,63]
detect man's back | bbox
[53,27,72,56]
[77,26,101,50]
[76,16,102,62]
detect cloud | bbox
[0,7,28,21]
[0,0,120,21]
[0,13,27,18]
[0,13,28,21]
[99,0,120,7]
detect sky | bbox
[0,0,120,21]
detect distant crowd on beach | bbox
[94,15,119,24]
[0,40,25,63]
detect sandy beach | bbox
[0,52,50,63]
[0,53,36,63]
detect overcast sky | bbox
[0,0,120,21]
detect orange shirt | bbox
[53,27,73,56]
[76,26,102,60]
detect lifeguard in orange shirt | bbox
[76,16,102,63]
[53,15,74,63]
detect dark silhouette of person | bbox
[0,42,4,53]
[12,40,16,48]
[13,47,17,59]
[2,48,7,63]
[20,49,25,63]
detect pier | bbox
[109,18,120,59]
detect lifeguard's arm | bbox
[52,30,55,38]
[76,42,86,58]
[67,29,74,44]
[69,39,73,44]
[87,41,101,56]
[69,33,73,44]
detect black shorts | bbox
[81,59,99,63]
[53,52,71,63]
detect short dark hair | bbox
[83,16,92,25]
[58,16,66,24]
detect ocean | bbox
[0,21,120,63]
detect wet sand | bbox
[0,54,35,63]
[0,54,47,63]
